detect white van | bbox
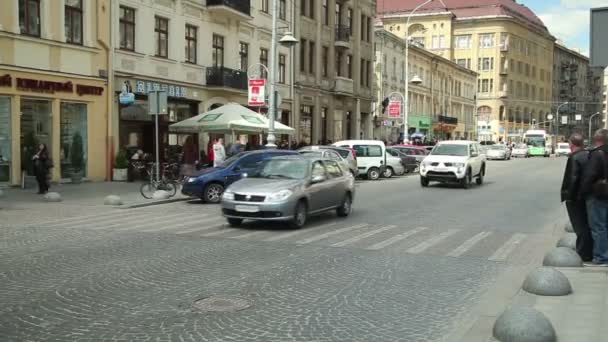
[556,143,570,156]
[332,140,387,180]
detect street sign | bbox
[575,114,582,121]
[149,90,168,115]
[248,79,266,106]
[561,115,568,125]
[388,101,401,118]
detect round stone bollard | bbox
[493,305,556,342]
[542,247,583,267]
[44,192,62,202]
[104,195,123,206]
[522,267,572,296]
[556,233,576,250]
[152,190,170,200]
[0,189,4,198]
[564,222,574,233]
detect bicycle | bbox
[140,163,178,199]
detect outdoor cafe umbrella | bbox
[169,103,295,135]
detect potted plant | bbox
[70,132,84,183]
[112,149,129,181]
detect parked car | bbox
[333,140,386,180]
[391,145,428,163]
[221,156,355,228]
[298,146,357,177]
[386,148,417,174]
[182,150,298,203]
[555,143,570,156]
[512,143,529,158]
[383,149,407,177]
[420,140,486,189]
[486,144,512,160]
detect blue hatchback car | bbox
[182,149,299,203]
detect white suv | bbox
[420,141,486,189]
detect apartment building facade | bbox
[0,0,111,186]
[374,28,477,142]
[378,0,556,143]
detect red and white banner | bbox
[248,79,266,106]
[388,101,401,118]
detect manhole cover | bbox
[192,296,253,312]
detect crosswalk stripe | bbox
[44,210,150,228]
[41,209,145,227]
[406,229,460,254]
[88,212,188,231]
[488,233,527,261]
[262,222,339,242]
[72,211,158,230]
[230,230,270,240]
[136,215,218,233]
[446,232,493,257]
[366,227,428,250]
[331,225,397,247]
[202,228,238,237]
[173,222,225,235]
[296,223,368,244]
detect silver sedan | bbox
[221,156,355,228]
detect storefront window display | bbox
[60,102,88,178]
[20,99,52,176]
[0,97,10,182]
[299,105,313,145]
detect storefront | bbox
[408,116,432,136]
[433,115,458,140]
[0,71,107,186]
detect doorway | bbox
[20,99,52,176]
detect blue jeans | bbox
[586,198,608,263]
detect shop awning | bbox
[169,103,295,135]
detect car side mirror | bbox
[311,174,326,184]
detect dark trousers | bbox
[566,200,594,261]
[35,171,49,194]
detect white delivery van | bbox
[332,140,386,180]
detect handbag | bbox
[592,150,608,200]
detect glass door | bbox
[0,97,10,183]
[20,99,52,176]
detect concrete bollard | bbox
[556,233,576,250]
[493,305,556,342]
[522,267,572,296]
[542,247,583,267]
[152,190,170,200]
[564,222,574,233]
[104,195,123,206]
[44,192,62,202]
[0,189,4,198]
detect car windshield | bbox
[558,144,569,149]
[516,144,527,149]
[526,136,545,147]
[299,151,322,157]
[489,145,506,150]
[254,159,308,179]
[218,152,245,168]
[430,144,468,156]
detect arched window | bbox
[477,106,492,122]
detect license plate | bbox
[235,205,259,213]
[435,168,448,172]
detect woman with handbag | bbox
[32,143,51,194]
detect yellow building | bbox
[0,0,111,186]
[378,0,555,143]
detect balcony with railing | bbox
[206,66,247,90]
[206,0,251,19]
[335,25,351,49]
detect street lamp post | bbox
[553,102,569,150]
[589,112,601,143]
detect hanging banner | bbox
[248,79,266,106]
[388,101,401,118]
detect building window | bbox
[19,0,41,37]
[322,0,329,25]
[367,17,372,42]
[412,36,425,47]
[478,79,493,93]
[518,61,523,74]
[347,54,352,79]
[401,62,405,81]
[347,8,353,34]
[260,48,268,78]
[336,51,343,77]
[299,105,313,144]
[119,6,135,50]
[60,102,88,179]
[478,57,494,71]
[65,0,83,44]
[300,39,307,72]
[455,58,471,69]
[279,0,286,20]
[322,46,328,77]
[0,98,11,182]
[366,60,371,87]
[212,34,224,67]
[309,0,315,19]
[301,0,306,16]
[439,35,446,48]
[361,14,366,40]
[525,63,530,77]
[239,42,249,72]
[154,16,169,58]
[360,58,365,86]
[309,41,315,74]
[431,35,439,49]
[279,54,286,83]
[262,0,269,13]
[336,4,342,26]
[454,35,471,49]
[185,25,197,64]
[479,33,495,48]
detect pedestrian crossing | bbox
[32,207,529,262]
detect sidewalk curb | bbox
[118,197,191,209]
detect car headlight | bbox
[453,162,465,168]
[266,189,293,202]
[222,191,234,200]
[187,177,197,183]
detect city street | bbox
[0,157,567,342]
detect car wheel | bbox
[382,167,394,178]
[290,200,308,228]
[461,169,472,189]
[336,193,352,217]
[227,218,243,227]
[367,167,380,180]
[203,183,224,203]
[476,166,485,185]
[420,176,429,187]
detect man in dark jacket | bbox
[580,128,608,266]
[560,133,592,261]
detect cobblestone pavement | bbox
[0,158,566,341]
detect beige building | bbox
[374,28,477,142]
[0,0,111,186]
[378,0,556,143]
[293,0,375,144]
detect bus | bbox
[523,130,550,157]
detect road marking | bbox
[230,230,270,240]
[263,222,339,242]
[331,225,397,247]
[137,215,219,233]
[95,212,191,231]
[406,229,460,254]
[45,210,152,228]
[40,209,146,227]
[202,228,239,237]
[296,223,368,244]
[446,231,493,257]
[488,233,527,261]
[173,222,225,234]
[366,227,428,250]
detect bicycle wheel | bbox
[140,182,156,199]
[157,181,178,198]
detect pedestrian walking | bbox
[229,139,244,156]
[212,138,226,168]
[560,133,593,261]
[32,143,51,194]
[181,136,198,176]
[580,129,608,266]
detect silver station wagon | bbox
[221,156,355,228]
